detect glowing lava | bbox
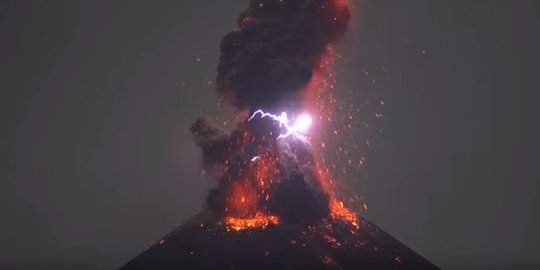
[329,199,360,229]
[224,213,280,232]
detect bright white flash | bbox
[294,115,312,132]
[248,109,312,139]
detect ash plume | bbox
[192,0,350,224]
[218,0,350,110]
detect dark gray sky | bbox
[2,1,540,269]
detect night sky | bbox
[2,1,540,269]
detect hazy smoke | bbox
[268,137,330,223]
[191,118,230,166]
[192,0,350,224]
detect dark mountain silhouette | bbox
[120,210,438,270]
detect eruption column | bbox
[191,0,354,230]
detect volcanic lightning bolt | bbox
[248,109,313,139]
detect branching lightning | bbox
[248,109,312,139]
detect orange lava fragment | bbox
[323,235,342,248]
[329,200,360,230]
[320,255,343,270]
[224,213,279,231]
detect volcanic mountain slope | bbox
[120,210,439,270]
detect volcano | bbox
[118,126,439,269]
[120,210,438,270]
[121,1,439,269]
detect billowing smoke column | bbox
[192,0,350,227]
[218,0,350,110]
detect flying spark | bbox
[248,109,312,139]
